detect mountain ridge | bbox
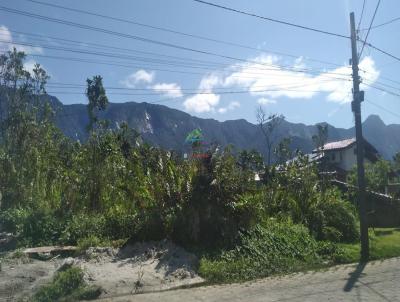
[48,97,399,160]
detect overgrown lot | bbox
[0,48,399,295]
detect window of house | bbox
[332,153,336,161]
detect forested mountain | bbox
[44,96,400,160]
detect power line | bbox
[363,82,400,98]
[46,80,339,92]
[4,43,399,97]
[192,0,349,39]
[4,29,230,67]
[0,40,353,82]
[361,16,400,30]
[2,33,352,80]
[360,40,400,63]
[12,3,399,88]
[5,28,343,69]
[0,6,350,76]
[361,76,400,93]
[365,99,400,118]
[46,87,333,96]
[23,0,269,53]
[359,0,381,59]
[22,0,347,68]
[357,0,367,33]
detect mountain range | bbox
[47,96,400,161]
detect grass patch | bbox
[335,228,400,263]
[32,267,101,302]
[198,221,325,283]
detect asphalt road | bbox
[100,257,400,302]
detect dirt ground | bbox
[101,257,400,302]
[0,240,204,301]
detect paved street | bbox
[100,257,400,302]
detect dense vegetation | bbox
[0,48,397,285]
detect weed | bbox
[199,221,323,283]
[32,267,101,302]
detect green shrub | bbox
[0,208,30,234]
[77,235,103,252]
[32,267,100,302]
[103,207,136,240]
[199,221,321,282]
[60,213,105,245]
[19,209,66,247]
[309,197,359,243]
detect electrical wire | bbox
[361,16,400,30]
[363,82,400,98]
[46,87,333,96]
[23,0,274,53]
[0,6,349,71]
[360,40,400,63]
[357,0,367,33]
[365,99,400,118]
[0,42,353,83]
[5,28,344,68]
[9,6,400,87]
[359,0,381,59]
[192,0,349,39]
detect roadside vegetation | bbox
[32,267,101,302]
[336,228,400,264]
[0,48,399,294]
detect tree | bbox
[274,137,292,165]
[85,75,109,210]
[348,159,391,193]
[86,75,108,132]
[238,149,264,171]
[256,106,284,165]
[312,124,328,153]
[394,152,400,171]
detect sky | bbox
[0,0,399,128]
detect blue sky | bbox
[0,0,399,128]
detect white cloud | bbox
[257,98,277,105]
[183,73,223,113]
[199,73,222,91]
[152,82,183,98]
[0,25,43,54]
[183,54,380,113]
[359,56,380,90]
[183,93,220,113]
[121,69,154,88]
[222,54,379,104]
[218,101,240,114]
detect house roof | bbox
[312,137,379,162]
[320,138,356,151]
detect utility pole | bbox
[350,12,369,262]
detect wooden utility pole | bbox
[350,12,369,262]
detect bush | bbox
[103,207,136,240]
[199,221,321,282]
[60,213,105,245]
[0,208,30,234]
[308,196,359,243]
[32,267,100,302]
[19,209,67,247]
[77,235,103,252]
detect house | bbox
[313,137,379,179]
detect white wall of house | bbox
[325,145,357,171]
[324,144,374,171]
